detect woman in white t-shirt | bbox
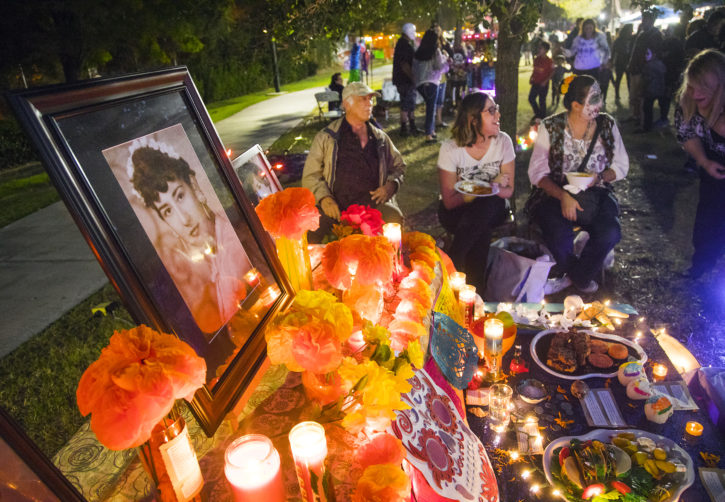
[437,91,515,291]
[566,18,610,81]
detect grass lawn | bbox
[0,284,132,457]
[0,171,60,228]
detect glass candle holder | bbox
[652,363,668,382]
[459,285,476,328]
[450,272,466,302]
[484,318,504,381]
[289,421,329,502]
[225,434,285,502]
[685,421,703,437]
[383,223,402,279]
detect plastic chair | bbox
[314,91,343,122]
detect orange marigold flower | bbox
[402,231,436,251]
[76,325,206,450]
[351,464,411,502]
[356,433,407,470]
[291,321,343,373]
[255,187,320,240]
[322,235,394,289]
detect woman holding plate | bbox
[526,75,629,295]
[438,91,515,292]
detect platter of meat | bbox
[530,329,647,380]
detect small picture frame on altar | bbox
[7,68,294,436]
[231,144,282,207]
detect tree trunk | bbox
[493,14,521,140]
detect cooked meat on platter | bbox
[546,330,591,373]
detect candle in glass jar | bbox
[225,434,285,502]
[289,421,329,502]
[450,272,466,301]
[484,318,504,356]
[652,363,668,382]
[459,285,476,328]
[382,223,402,248]
[685,421,703,437]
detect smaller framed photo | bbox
[231,144,282,207]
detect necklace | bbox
[566,117,593,158]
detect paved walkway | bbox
[0,67,392,358]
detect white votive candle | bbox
[225,434,285,502]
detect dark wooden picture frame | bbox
[7,67,293,436]
[232,144,283,207]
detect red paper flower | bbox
[255,187,320,240]
[76,325,206,450]
[341,205,384,236]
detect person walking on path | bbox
[675,50,725,279]
[612,24,634,104]
[529,41,554,120]
[566,19,610,81]
[393,23,420,137]
[349,38,361,83]
[414,28,449,143]
[627,10,663,126]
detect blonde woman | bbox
[675,49,725,279]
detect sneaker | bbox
[654,118,670,129]
[544,275,572,295]
[576,280,599,294]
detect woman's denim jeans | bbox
[417,82,439,136]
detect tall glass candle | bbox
[459,285,476,328]
[485,318,504,380]
[289,421,329,502]
[225,434,285,502]
[450,272,466,302]
[383,223,402,279]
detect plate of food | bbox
[530,328,646,380]
[544,429,694,502]
[454,179,499,197]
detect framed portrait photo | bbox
[7,67,294,436]
[232,144,282,207]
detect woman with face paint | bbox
[437,91,515,292]
[675,50,725,279]
[526,75,630,295]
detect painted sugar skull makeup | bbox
[582,83,602,120]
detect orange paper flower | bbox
[356,433,407,470]
[322,234,394,289]
[76,325,206,450]
[291,321,344,373]
[255,187,320,239]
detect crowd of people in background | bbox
[310,6,725,295]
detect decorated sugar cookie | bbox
[644,395,673,424]
[618,361,644,386]
[626,378,653,400]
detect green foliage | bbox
[0,172,59,228]
[0,120,37,170]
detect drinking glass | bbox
[489,383,513,432]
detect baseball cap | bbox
[342,81,381,101]
[402,23,417,40]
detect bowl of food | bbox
[565,172,595,190]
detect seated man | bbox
[303,81,405,241]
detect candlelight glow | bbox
[521,469,531,480]
[510,451,519,460]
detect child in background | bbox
[551,55,569,109]
[641,48,667,132]
[528,41,554,121]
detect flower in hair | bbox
[560,75,576,95]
